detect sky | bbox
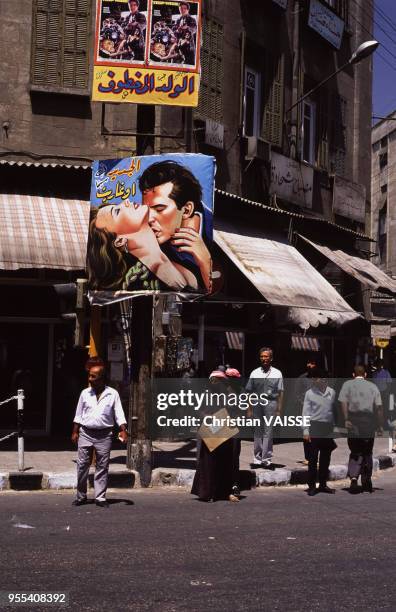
[373,0,396,118]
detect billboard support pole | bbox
[127,296,153,486]
[89,306,102,357]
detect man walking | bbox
[246,347,283,468]
[302,368,337,496]
[71,364,128,507]
[339,365,383,494]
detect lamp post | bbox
[285,40,379,115]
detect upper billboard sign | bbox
[92,0,201,106]
[308,0,344,49]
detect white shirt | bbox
[302,386,335,434]
[74,386,127,429]
[246,366,284,403]
[338,378,382,413]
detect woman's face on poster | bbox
[95,201,148,235]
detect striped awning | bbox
[0,194,90,270]
[291,335,320,351]
[226,332,244,351]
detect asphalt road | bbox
[1,471,396,612]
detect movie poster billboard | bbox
[92,0,201,106]
[88,154,215,301]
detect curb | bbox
[1,454,395,491]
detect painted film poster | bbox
[89,154,215,301]
[93,0,201,106]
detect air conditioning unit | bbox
[244,136,271,162]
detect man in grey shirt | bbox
[339,364,383,494]
[246,347,283,467]
[302,368,337,496]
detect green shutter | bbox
[262,53,284,147]
[317,88,329,170]
[31,0,90,90]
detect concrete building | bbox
[371,113,396,363]
[0,0,383,436]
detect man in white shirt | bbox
[302,368,337,496]
[246,347,283,467]
[339,364,383,494]
[71,365,128,507]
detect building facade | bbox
[0,0,379,435]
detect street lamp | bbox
[285,40,379,114]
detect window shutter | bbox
[31,0,62,85]
[262,53,284,147]
[317,88,329,170]
[31,0,90,90]
[197,18,223,122]
[330,93,347,177]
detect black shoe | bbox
[349,479,359,494]
[72,499,88,506]
[318,485,335,494]
[232,485,241,497]
[307,487,317,497]
[362,479,373,493]
[95,500,109,508]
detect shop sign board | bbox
[270,152,313,208]
[308,0,344,49]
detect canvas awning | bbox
[299,235,396,295]
[0,194,90,270]
[291,335,320,351]
[214,221,360,330]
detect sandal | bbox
[229,494,240,502]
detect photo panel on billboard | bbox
[88,154,215,297]
[149,0,199,69]
[96,0,148,65]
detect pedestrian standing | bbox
[339,364,383,494]
[71,364,128,507]
[372,359,392,426]
[302,368,337,496]
[298,356,318,465]
[191,369,241,502]
[246,347,284,468]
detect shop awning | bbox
[214,221,360,330]
[291,335,320,351]
[0,194,90,270]
[299,236,396,295]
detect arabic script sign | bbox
[371,325,391,340]
[270,152,313,209]
[333,176,366,224]
[92,0,201,106]
[308,0,344,49]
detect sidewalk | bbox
[0,436,395,490]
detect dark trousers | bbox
[347,437,374,483]
[306,441,333,489]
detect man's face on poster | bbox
[143,181,193,245]
[129,0,138,14]
[179,3,189,16]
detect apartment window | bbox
[380,136,388,149]
[378,204,387,263]
[301,100,316,165]
[243,48,284,146]
[243,67,261,137]
[197,17,223,122]
[31,0,90,91]
[323,0,349,22]
[379,152,388,170]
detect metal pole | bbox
[17,389,24,472]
